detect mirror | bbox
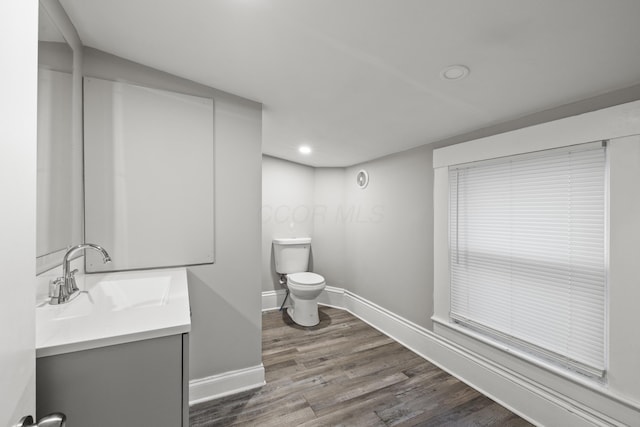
[83,77,215,272]
[36,2,82,272]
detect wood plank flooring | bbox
[190,307,533,426]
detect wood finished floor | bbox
[190,307,533,427]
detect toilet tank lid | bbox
[273,237,311,245]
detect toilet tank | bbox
[273,237,311,274]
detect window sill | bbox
[431,315,607,390]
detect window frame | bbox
[446,141,609,380]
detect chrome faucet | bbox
[49,244,112,305]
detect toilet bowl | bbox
[286,272,326,326]
[272,237,326,327]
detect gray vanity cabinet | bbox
[36,334,189,427]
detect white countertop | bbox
[36,267,191,358]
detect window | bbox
[449,141,607,378]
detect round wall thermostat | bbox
[356,169,369,189]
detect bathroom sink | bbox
[36,267,190,357]
[38,276,172,321]
[89,276,171,311]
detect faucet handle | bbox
[69,269,79,293]
[49,278,68,305]
[48,278,61,298]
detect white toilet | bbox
[273,237,326,326]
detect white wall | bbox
[0,1,38,424]
[432,102,640,426]
[82,48,263,383]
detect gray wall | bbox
[261,156,315,292]
[261,157,346,292]
[339,84,640,332]
[261,149,433,330]
[83,48,263,380]
[38,41,73,71]
[344,146,434,329]
[311,167,346,289]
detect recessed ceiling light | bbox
[440,65,470,81]
[299,145,312,154]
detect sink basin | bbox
[40,276,172,321]
[36,267,190,357]
[89,276,171,311]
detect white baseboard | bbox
[189,364,265,406]
[261,289,286,312]
[318,286,345,309]
[260,287,639,426]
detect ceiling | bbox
[59,0,640,167]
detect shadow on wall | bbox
[186,268,260,379]
[269,245,280,290]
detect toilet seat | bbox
[288,272,325,286]
[285,272,326,326]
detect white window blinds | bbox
[449,142,607,377]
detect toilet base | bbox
[287,299,320,327]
